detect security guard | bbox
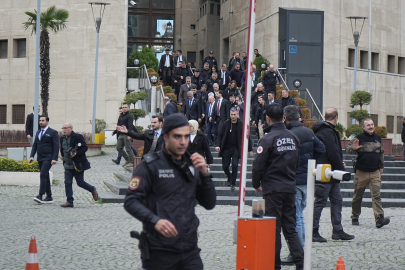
[262,64,282,94]
[124,113,216,270]
[202,51,217,70]
[252,103,304,270]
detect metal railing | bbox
[127,64,152,115]
[297,89,324,121]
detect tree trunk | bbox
[40,30,50,116]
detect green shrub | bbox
[127,47,159,78]
[89,119,106,133]
[300,108,311,119]
[304,120,316,130]
[374,126,388,138]
[163,86,172,94]
[0,158,40,172]
[289,90,298,98]
[349,110,370,125]
[346,124,363,137]
[129,109,146,122]
[335,122,345,139]
[295,98,307,107]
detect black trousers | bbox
[142,248,203,270]
[38,160,53,197]
[221,147,239,185]
[313,182,343,232]
[264,192,304,270]
[162,67,172,86]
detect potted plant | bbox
[375,126,392,155]
[90,119,106,144]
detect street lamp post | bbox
[89,2,110,143]
[346,16,367,124]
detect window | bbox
[152,0,174,9]
[388,55,395,73]
[217,4,221,16]
[371,114,378,127]
[187,51,196,64]
[371,52,379,71]
[128,15,150,38]
[190,24,195,30]
[15,39,26,58]
[0,40,7,59]
[386,115,394,133]
[348,48,355,67]
[398,57,405,75]
[397,116,403,134]
[360,50,368,69]
[210,3,215,14]
[12,105,25,124]
[0,105,6,124]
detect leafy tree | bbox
[346,124,363,137]
[349,110,370,124]
[123,91,147,124]
[350,90,372,109]
[253,56,270,82]
[23,6,69,116]
[127,47,159,78]
[335,122,345,139]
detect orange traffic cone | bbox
[335,256,345,270]
[25,236,39,270]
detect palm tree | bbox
[23,6,69,116]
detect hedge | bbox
[0,158,40,172]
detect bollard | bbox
[236,217,276,270]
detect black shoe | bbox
[42,196,53,203]
[231,185,235,191]
[332,230,355,240]
[226,179,231,186]
[376,216,390,228]
[111,159,119,165]
[312,229,327,242]
[60,202,74,208]
[352,218,359,226]
[280,254,294,266]
[33,195,43,204]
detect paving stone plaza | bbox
[1,147,405,270]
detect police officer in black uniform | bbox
[202,51,217,70]
[252,104,304,270]
[124,113,216,270]
[262,64,282,94]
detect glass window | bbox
[386,115,394,133]
[0,40,7,59]
[17,39,26,57]
[152,0,174,9]
[12,105,25,124]
[128,15,150,37]
[130,0,149,8]
[0,105,6,124]
[152,15,174,39]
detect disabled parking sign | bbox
[289,45,297,53]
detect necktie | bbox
[148,131,158,153]
[217,100,221,116]
[39,129,44,141]
[188,84,190,89]
[189,100,192,108]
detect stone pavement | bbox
[0,147,405,269]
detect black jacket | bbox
[287,121,325,185]
[262,70,281,90]
[117,112,134,137]
[279,96,297,109]
[159,54,174,70]
[200,68,211,83]
[229,69,244,87]
[123,147,216,252]
[163,101,178,117]
[25,113,40,137]
[202,56,218,69]
[212,98,231,123]
[191,75,204,90]
[402,123,405,143]
[217,119,253,157]
[127,129,164,156]
[205,78,221,95]
[252,123,300,194]
[60,131,91,171]
[173,67,193,86]
[182,98,201,121]
[223,87,240,101]
[30,127,59,161]
[219,70,230,87]
[312,121,345,184]
[187,131,213,164]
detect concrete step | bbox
[98,191,125,203]
[343,161,405,167]
[104,181,129,195]
[344,166,405,174]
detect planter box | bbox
[0,171,53,186]
[94,134,105,144]
[341,138,393,155]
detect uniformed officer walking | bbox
[252,104,304,270]
[262,64,282,94]
[124,113,216,270]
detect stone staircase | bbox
[99,128,405,207]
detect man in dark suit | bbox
[206,93,218,145]
[216,108,253,190]
[241,64,258,90]
[25,106,40,146]
[117,115,164,157]
[174,49,187,67]
[59,122,98,207]
[212,90,231,133]
[178,77,194,107]
[159,48,174,87]
[173,61,193,101]
[183,91,201,122]
[163,95,178,117]
[219,64,230,91]
[29,115,59,204]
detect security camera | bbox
[129,0,137,6]
[332,170,352,181]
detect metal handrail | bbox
[304,88,324,121]
[157,84,165,113]
[276,67,290,91]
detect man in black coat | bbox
[205,72,221,95]
[159,48,174,87]
[262,64,282,93]
[29,115,59,204]
[312,108,355,242]
[202,51,218,70]
[59,122,98,208]
[216,108,253,190]
[163,95,178,117]
[174,49,187,67]
[191,69,204,90]
[200,62,211,83]
[118,115,164,157]
[183,91,201,122]
[25,106,40,146]
[219,64,230,91]
[173,62,193,100]
[212,90,231,133]
[229,63,244,87]
[279,89,297,109]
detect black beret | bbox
[162,113,189,135]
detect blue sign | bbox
[289,45,297,53]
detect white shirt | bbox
[165,55,170,67]
[38,125,49,140]
[190,134,196,143]
[155,129,162,138]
